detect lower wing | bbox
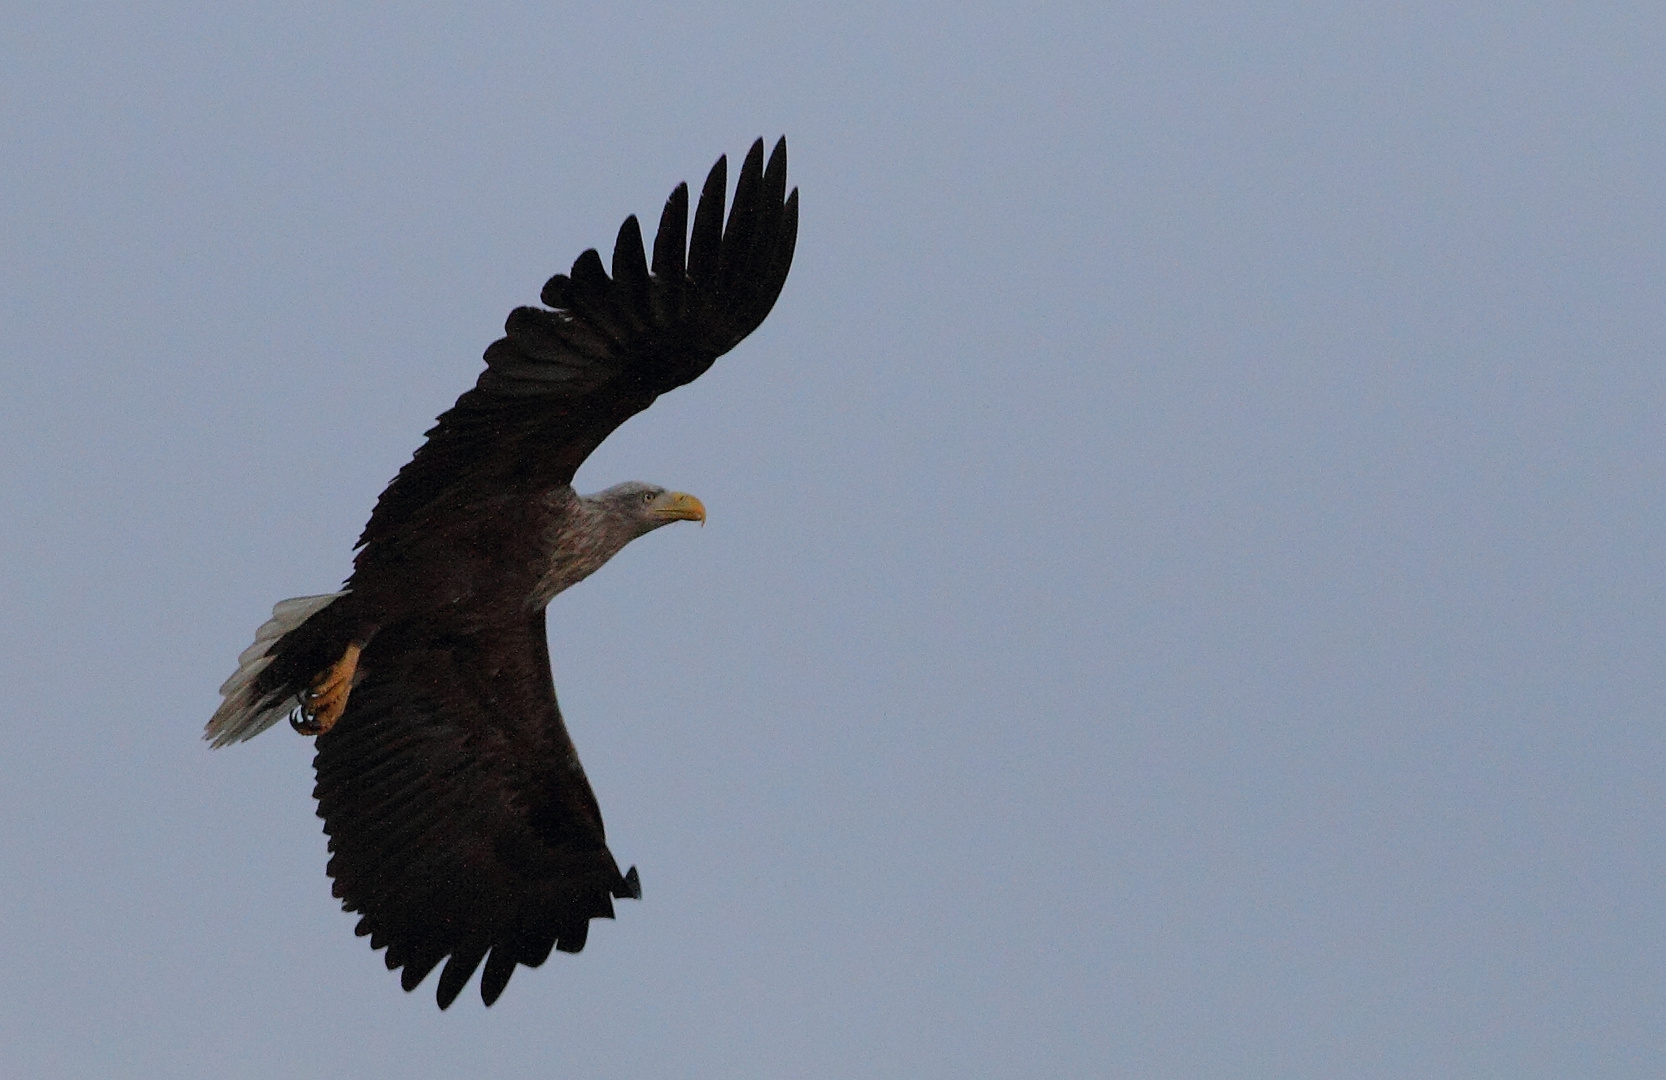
[311,613,639,1009]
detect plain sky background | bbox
[3,2,1663,1077]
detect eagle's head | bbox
[596,481,707,537]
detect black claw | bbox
[290,699,322,735]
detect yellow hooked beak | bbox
[651,491,706,525]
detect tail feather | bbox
[206,592,345,748]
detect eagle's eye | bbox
[641,492,654,504]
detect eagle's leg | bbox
[292,641,363,737]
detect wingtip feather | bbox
[436,942,488,1010]
[687,153,728,284]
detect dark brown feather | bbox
[611,215,651,317]
[686,153,727,292]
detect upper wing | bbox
[311,611,640,1009]
[354,138,798,559]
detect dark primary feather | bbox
[300,139,793,1008]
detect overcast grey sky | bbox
[3,2,1663,1077]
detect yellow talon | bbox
[292,642,363,736]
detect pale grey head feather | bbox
[531,482,695,607]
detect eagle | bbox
[207,139,798,1009]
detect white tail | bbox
[205,592,345,748]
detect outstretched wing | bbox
[311,612,640,1009]
[354,137,798,560]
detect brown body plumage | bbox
[208,140,798,1008]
